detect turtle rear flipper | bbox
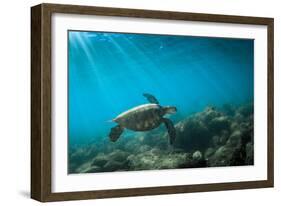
[163,118,176,144]
[109,125,124,142]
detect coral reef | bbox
[68,102,254,173]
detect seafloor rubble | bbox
[68,103,254,173]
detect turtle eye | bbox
[166,106,177,114]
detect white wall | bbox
[0,0,280,205]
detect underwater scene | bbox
[68,31,254,174]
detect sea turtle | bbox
[109,93,177,144]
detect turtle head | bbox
[162,106,177,115]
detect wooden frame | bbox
[31,3,274,202]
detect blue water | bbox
[68,31,253,145]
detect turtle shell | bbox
[113,103,163,131]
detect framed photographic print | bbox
[31,3,274,202]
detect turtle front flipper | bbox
[109,125,124,142]
[162,118,176,144]
[143,93,159,104]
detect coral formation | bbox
[68,102,254,173]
